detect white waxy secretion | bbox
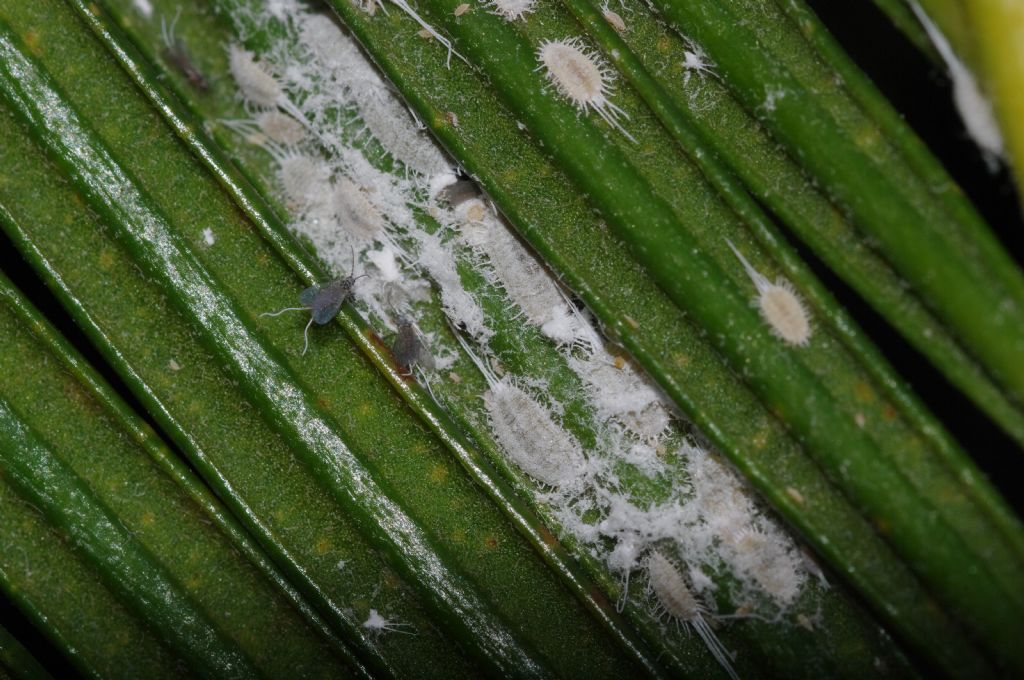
[727,240,811,347]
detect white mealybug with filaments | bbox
[452,329,586,489]
[227,44,313,133]
[646,550,739,680]
[485,0,537,21]
[328,176,385,246]
[457,197,590,347]
[908,1,1004,167]
[726,240,811,347]
[536,38,636,142]
[266,144,332,212]
[220,111,308,148]
[254,111,308,145]
[362,609,415,635]
[600,3,627,34]
[681,39,715,86]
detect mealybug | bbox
[647,550,739,680]
[484,0,537,21]
[228,44,313,134]
[726,240,812,347]
[601,4,627,34]
[452,329,585,488]
[536,38,634,141]
[362,609,414,635]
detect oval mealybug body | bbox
[536,38,635,141]
[647,550,739,680]
[484,0,537,21]
[452,328,586,488]
[726,240,812,347]
[228,44,313,136]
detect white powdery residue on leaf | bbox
[415,230,491,341]
[358,91,454,177]
[910,2,1004,166]
[429,171,460,200]
[617,441,664,477]
[762,87,785,113]
[338,148,418,227]
[568,346,672,443]
[457,199,588,345]
[297,12,388,101]
[295,11,452,178]
[202,228,216,246]
[577,440,808,617]
[366,244,403,283]
[684,444,806,607]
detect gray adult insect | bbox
[161,10,209,92]
[262,271,366,355]
[392,316,433,374]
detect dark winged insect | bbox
[262,252,366,354]
[392,316,433,374]
[160,10,209,92]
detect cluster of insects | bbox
[151,3,823,672]
[261,249,429,376]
